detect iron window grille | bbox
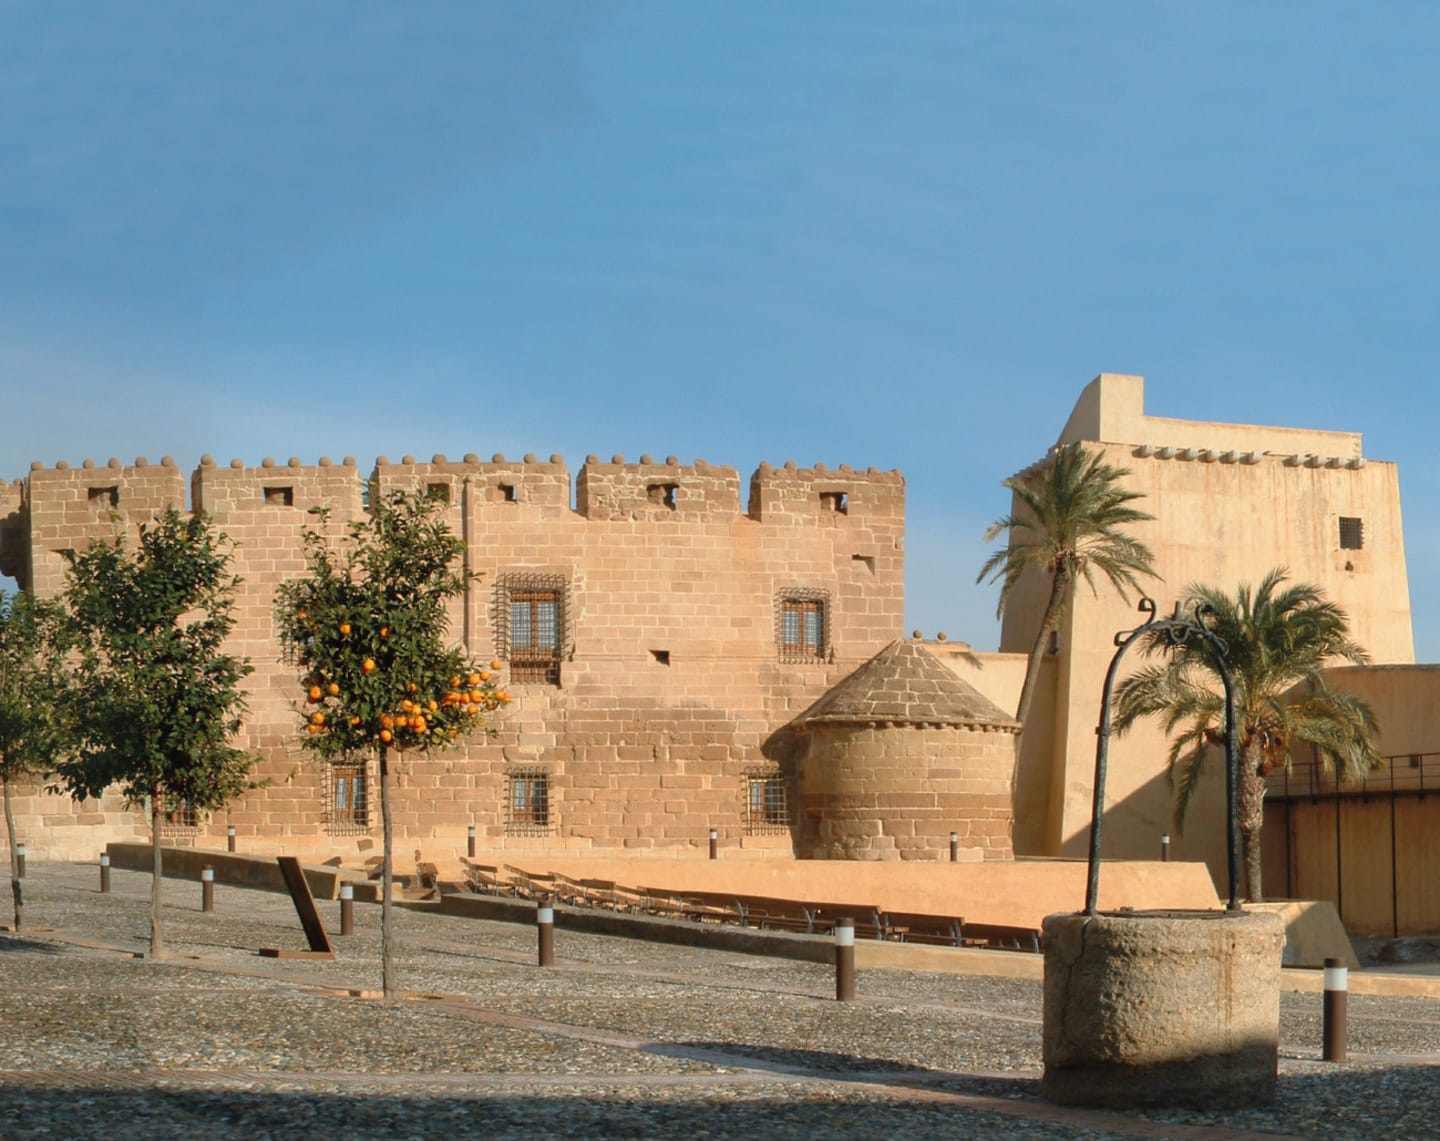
[776,589,830,663]
[328,762,370,835]
[506,770,552,836]
[744,770,790,835]
[493,573,568,685]
[159,799,200,839]
[1339,516,1364,550]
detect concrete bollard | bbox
[15,843,24,879]
[339,883,355,936]
[537,895,555,967]
[1324,957,1348,1062]
[99,852,111,894]
[835,917,856,1001]
[467,825,477,859]
[949,832,959,862]
[708,829,718,860]
[201,866,215,912]
[227,825,237,853]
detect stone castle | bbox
[0,450,1018,865]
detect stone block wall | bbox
[0,451,907,863]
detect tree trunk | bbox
[149,793,164,959]
[1237,740,1267,902]
[1015,566,1070,730]
[379,745,395,998]
[4,775,21,933]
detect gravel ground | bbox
[1,862,1438,1139]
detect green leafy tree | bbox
[0,592,73,931]
[1113,569,1383,901]
[978,443,1157,728]
[275,488,509,998]
[56,510,257,958]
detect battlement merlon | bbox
[576,455,740,519]
[192,455,365,518]
[746,460,905,524]
[373,453,572,513]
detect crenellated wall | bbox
[0,450,910,864]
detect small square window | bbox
[507,772,551,835]
[426,482,451,503]
[329,763,369,833]
[777,593,828,663]
[819,491,848,514]
[1339,517,1364,550]
[88,486,119,510]
[163,799,198,830]
[745,774,788,835]
[264,486,295,507]
[647,482,678,510]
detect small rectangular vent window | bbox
[1339,517,1364,550]
[264,486,295,507]
[88,486,119,510]
[819,491,848,514]
[647,482,678,510]
[426,482,451,503]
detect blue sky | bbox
[4,2,1440,656]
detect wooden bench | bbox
[503,864,559,901]
[460,859,516,896]
[876,909,965,947]
[961,921,1042,953]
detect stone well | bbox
[1042,909,1285,1108]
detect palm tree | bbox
[978,443,1157,729]
[1113,568,1383,901]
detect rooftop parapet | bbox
[746,460,905,524]
[372,453,571,512]
[191,455,365,518]
[576,455,740,520]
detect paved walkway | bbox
[1,862,1438,1139]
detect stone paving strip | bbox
[0,863,1436,1138]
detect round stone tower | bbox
[792,639,1020,861]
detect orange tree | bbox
[0,592,73,932]
[274,487,509,998]
[56,510,256,959]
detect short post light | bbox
[1324,957,1348,1062]
[467,825,477,859]
[709,828,718,860]
[227,825,237,853]
[1161,833,1171,863]
[99,851,111,894]
[949,832,959,863]
[201,865,215,913]
[537,894,555,967]
[835,917,856,1002]
[339,883,355,936]
[15,843,25,879]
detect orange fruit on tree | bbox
[479,670,490,682]
[467,673,480,687]
[380,729,393,743]
[310,711,326,726]
[380,626,390,638]
[327,682,340,697]
[362,658,376,674]
[339,622,351,636]
[307,685,322,702]
[491,659,502,670]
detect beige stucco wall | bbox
[1002,374,1416,884]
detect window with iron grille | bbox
[776,590,829,663]
[160,798,199,837]
[493,573,568,685]
[1339,516,1364,550]
[506,771,551,836]
[745,772,789,835]
[328,763,370,834]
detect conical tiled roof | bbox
[793,640,1020,730]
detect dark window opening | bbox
[264,486,295,507]
[331,764,369,831]
[163,799,198,830]
[651,649,670,665]
[88,486,119,510]
[1339,516,1364,550]
[498,482,517,502]
[777,593,828,663]
[510,590,561,684]
[819,491,848,514]
[745,774,789,835]
[507,772,551,835]
[426,482,450,503]
[852,553,875,575]
[647,482,678,510]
